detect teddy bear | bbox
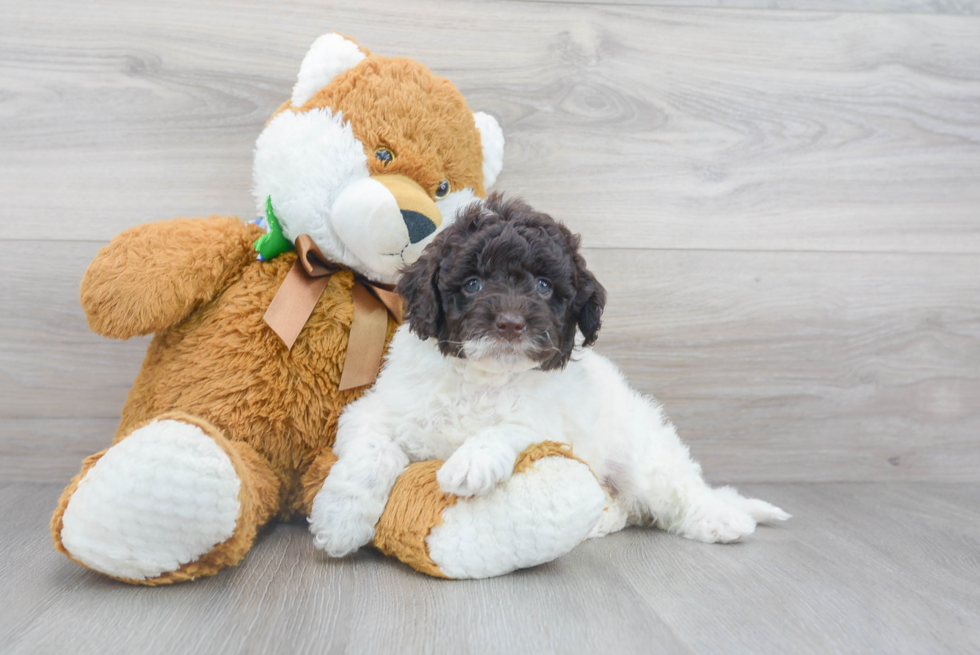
[50,33,608,584]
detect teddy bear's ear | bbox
[291,33,367,107]
[473,112,504,190]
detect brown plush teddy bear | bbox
[50,33,607,584]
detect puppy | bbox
[311,194,789,558]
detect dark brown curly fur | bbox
[397,193,606,371]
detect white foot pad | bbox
[426,456,605,579]
[60,419,241,580]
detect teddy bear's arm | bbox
[81,216,262,338]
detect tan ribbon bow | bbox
[263,234,405,391]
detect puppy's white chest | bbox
[393,382,523,459]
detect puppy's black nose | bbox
[494,313,526,342]
[402,210,437,244]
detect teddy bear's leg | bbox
[51,412,279,585]
[303,442,606,579]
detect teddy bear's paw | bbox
[436,441,516,498]
[426,455,606,579]
[675,495,757,544]
[309,489,380,558]
[59,419,241,581]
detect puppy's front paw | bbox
[437,442,516,497]
[309,489,378,558]
[677,498,757,544]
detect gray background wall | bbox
[2,0,978,485]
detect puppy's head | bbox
[396,193,606,372]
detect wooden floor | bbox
[2,0,979,653]
[2,482,978,654]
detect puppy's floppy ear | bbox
[573,256,606,347]
[396,245,443,340]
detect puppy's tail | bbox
[712,486,791,523]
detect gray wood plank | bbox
[1,1,979,253]
[4,241,977,483]
[602,482,980,653]
[591,248,980,483]
[4,482,979,654]
[521,1,980,16]
[0,419,122,482]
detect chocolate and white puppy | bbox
[311,194,789,558]
[403,192,605,373]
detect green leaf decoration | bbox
[253,196,293,261]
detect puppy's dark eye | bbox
[435,180,450,199]
[375,147,394,166]
[463,277,483,294]
[536,278,552,295]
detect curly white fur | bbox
[310,326,790,559]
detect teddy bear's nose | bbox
[370,174,444,245]
[401,210,437,244]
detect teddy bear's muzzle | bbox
[330,174,445,283]
[371,174,442,243]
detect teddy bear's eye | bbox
[374,147,393,166]
[435,180,450,199]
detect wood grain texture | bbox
[0,419,123,482]
[3,482,979,654]
[3,241,977,483]
[591,248,980,483]
[2,2,979,482]
[521,0,980,15]
[1,0,979,252]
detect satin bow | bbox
[263,234,405,390]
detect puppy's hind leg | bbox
[712,486,791,524]
[607,389,761,544]
[625,437,789,543]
